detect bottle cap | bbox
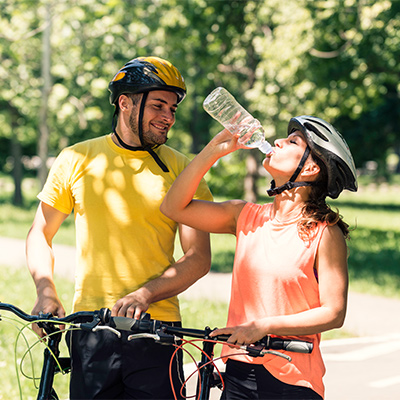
[258,141,273,154]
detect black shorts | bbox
[66,321,185,399]
[220,359,323,400]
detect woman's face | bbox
[263,130,310,186]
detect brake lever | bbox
[77,318,102,332]
[127,333,158,341]
[243,345,292,361]
[75,310,104,332]
[92,325,121,338]
[259,349,291,361]
[37,311,54,330]
[127,327,176,345]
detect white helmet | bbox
[267,115,358,199]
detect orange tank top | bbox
[222,202,327,398]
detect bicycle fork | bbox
[37,324,62,400]
[196,327,220,400]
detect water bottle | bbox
[203,87,272,154]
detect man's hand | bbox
[31,290,65,337]
[26,202,69,337]
[111,288,151,319]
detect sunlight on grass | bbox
[1,177,398,397]
[0,266,353,399]
[0,266,73,400]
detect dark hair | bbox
[298,153,350,242]
[114,93,142,116]
[126,93,141,106]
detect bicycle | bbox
[0,301,313,400]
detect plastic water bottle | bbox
[203,87,272,154]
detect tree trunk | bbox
[244,152,258,202]
[8,105,24,206]
[37,4,52,188]
[395,145,400,174]
[190,95,201,154]
[11,137,23,206]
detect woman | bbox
[161,115,357,399]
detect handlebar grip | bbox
[284,340,313,353]
[213,333,313,354]
[107,313,161,334]
[99,310,146,332]
[273,339,313,353]
[110,317,138,331]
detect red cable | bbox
[169,337,250,400]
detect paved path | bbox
[1,236,400,337]
[2,236,400,399]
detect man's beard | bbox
[129,111,168,147]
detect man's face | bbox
[129,90,178,146]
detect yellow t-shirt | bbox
[38,134,213,320]
[223,202,327,398]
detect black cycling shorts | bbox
[220,359,323,400]
[66,321,185,399]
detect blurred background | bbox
[1,2,399,397]
[1,0,399,204]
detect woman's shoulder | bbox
[321,222,346,242]
[236,202,273,231]
[241,201,273,215]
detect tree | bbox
[304,0,400,175]
[0,0,44,203]
[1,0,399,207]
[38,1,52,188]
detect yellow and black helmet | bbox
[108,56,186,105]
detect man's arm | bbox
[26,201,70,336]
[111,223,211,318]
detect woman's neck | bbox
[271,189,309,222]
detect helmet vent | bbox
[304,122,329,142]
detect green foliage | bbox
[3,175,399,298]
[304,0,400,171]
[2,0,400,203]
[206,153,248,198]
[209,233,236,274]
[180,298,229,363]
[0,175,76,245]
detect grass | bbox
[2,175,400,299]
[0,267,73,400]
[329,186,400,298]
[0,264,228,399]
[0,265,347,400]
[1,174,400,299]
[1,175,399,397]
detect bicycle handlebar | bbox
[0,302,97,324]
[0,302,313,355]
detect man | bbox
[26,56,212,399]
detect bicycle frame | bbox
[195,326,221,400]
[0,302,313,400]
[0,303,94,400]
[36,323,63,400]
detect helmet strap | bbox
[137,91,148,147]
[111,93,170,173]
[267,146,314,196]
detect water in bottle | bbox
[203,87,272,154]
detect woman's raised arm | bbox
[161,129,247,234]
